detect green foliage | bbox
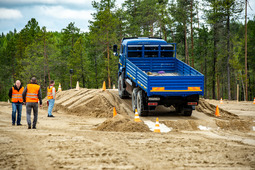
[0,1,254,101]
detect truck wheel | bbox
[132,88,139,112]
[181,106,192,116]
[118,75,127,99]
[137,90,148,116]
[175,105,182,113]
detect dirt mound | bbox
[95,114,151,132]
[162,120,199,131]
[196,98,239,120]
[215,119,253,131]
[43,88,130,118]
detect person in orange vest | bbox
[47,80,56,117]
[22,77,42,129]
[8,80,24,126]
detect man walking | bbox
[47,80,56,117]
[8,80,24,126]
[22,77,42,129]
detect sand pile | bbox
[161,120,199,131]
[215,119,253,131]
[95,114,150,132]
[44,88,130,118]
[196,98,239,119]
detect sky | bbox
[0,0,254,35]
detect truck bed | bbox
[126,57,204,97]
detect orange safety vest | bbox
[12,87,24,103]
[47,86,55,99]
[26,84,40,102]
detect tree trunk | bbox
[184,22,189,64]
[212,25,217,99]
[81,49,85,88]
[227,14,231,100]
[43,28,50,83]
[217,74,220,100]
[190,0,194,67]
[95,55,98,89]
[107,31,111,89]
[245,0,248,101]
[197,4,199,30]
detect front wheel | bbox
[132,88,139,112]
[137,90,148,116]
[118,75,128,99]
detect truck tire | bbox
[132,88,139,112]
[137,90,148,116]
[181,106,192,117]
[118,75,128,99]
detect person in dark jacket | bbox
[22,77,42,129]
[8,80,24,126]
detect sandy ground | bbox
[1,88,255,169]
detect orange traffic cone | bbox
[215,105,220,117]
[253,98,255,104]
[154,117,161,133]
[58,83,62,92]
[76,81,79,90]
[113,107,117,117]
[134,109,141,122]
[220,98,223,104]
[102,81,106,91]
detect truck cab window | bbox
[128,45,142,58]
[161,45,174,57]
[144,45,158,57]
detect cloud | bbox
[0,0,92,5]
[38,6,93,20]
[0,8,23,19]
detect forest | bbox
[0,0,254,101]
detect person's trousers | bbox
[26,102,38,128]
[48,99,55,116]
[12,102,22,125]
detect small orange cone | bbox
[134,109,141,122]
[76,81,79,90]
[58,83,62,92]
[154,117,161,133]
[253,98,255,104]
[102,81,106,91]
[220,98,223,104]
[113,107,117,117]
[215,105,220,117]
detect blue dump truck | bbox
[113,37,204,116]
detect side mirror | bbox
[113,44,118,56]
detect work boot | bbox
[48,115,54,117]
[28,125,31,129]
[32,126,36,129]
[17,124,22,126]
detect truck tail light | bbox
[187,102,197,106]
[148,102,158,106]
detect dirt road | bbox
[1,88,255,169]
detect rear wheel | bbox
[137,90,148,116]
[132,88,139,112]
